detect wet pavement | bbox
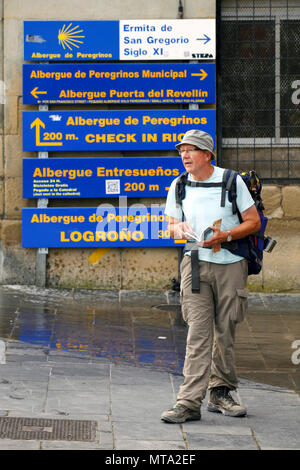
[0,285,299,450]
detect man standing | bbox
[161,130,260,424]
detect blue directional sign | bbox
[22,109,216,152]
[24,21,119,61]
[22,157,186,199]
[22,207,186,248]
[22,63,215,105]
[24,20,215,61]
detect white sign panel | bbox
[119,19,216,60]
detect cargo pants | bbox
[177,255,249,411]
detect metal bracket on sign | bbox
[38,248,48,255]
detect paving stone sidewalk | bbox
[0,285,299,450]
[0,340,300,450]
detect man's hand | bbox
[201,226,227,249]
[168,217,196,240]
[174,221,196,240]
[201,205,261,250]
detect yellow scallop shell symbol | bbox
[58,23,85,50]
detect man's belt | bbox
[185,241,238,293]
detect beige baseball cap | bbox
[176,129,216,159]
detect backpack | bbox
[223,169,275,274]
[174,169,276,291]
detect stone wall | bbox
[247,185,300,293]
[0,0,216,290]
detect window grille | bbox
[218,0,300,183]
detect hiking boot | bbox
[161,404,201,423]
[207,386,247,417]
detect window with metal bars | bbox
[219,0,300,182]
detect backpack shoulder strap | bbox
[221,169,229,207]
[221,169,239,217]
[175,171,188,206]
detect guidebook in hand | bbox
[183,219,222,251]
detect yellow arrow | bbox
[30,117,63,147]
[30,118,45,145]
[191,69,208,81]
[88,247,111,264]
[31,87,47,99]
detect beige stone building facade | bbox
[0,0,299,293]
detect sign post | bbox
[22,206,187,249]
[22,157,186,199]
[24,20,215,61]
[23,63,215,105]
[22,19,216,276]
[22,109,216,152]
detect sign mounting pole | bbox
[177,59,200,289]
[36,103,49,287]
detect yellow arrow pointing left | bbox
[31,87,47,99]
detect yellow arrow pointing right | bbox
[191,69,208,81]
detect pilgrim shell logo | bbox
[58,23,85,50]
